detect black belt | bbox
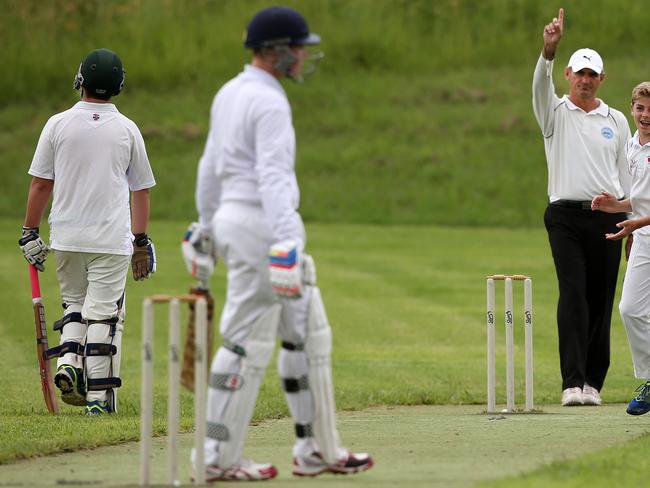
[549,200,592,210]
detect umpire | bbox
[533,8,630,406]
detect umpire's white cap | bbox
[567,48,603,74]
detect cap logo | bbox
[582,55,592,61]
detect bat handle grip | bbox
[29,264,42,300]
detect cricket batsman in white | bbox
[182,5,374,482]
[20,48,156,415]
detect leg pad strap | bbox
[295,423,313,438]
[53,312,83,332]
[223,340,246,357]
[44,341,84,360]
[281,341,305,351]
[282,376,309,393]
[85,343,117,356]
[87,377,122,390]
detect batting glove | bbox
[19,227,49,272]
[269,240,316,298]
[182,222,216,283]
[132,232,156,281]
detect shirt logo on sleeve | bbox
[601,127,614,139]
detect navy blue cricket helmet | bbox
[244,6,320,49]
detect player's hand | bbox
[182,222,216,283]
[19,227,49,272]
[542,8,564,59]
[605,220,637,241]
[269,240,315,298]
[591,191,620,213]
[132,233,156,281]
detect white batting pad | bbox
[216,304,281,468]
[305,287,342,464]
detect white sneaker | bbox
[293,450,374,477]
[200,458,278,482]
[582,384,602,406]
[561,387,583,406]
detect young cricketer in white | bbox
[20,48,156,415]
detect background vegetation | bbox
[2,0,647,225]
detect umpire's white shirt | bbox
[195,65,305,248]
[532,55,631,201]
[29,101,155,255]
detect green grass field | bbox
[2,219,648,487]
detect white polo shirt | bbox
[28,101,155,255]
[532,55,630,202]
[195,64,305,247]
[626,131,650,237]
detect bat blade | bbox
[29,265,59,414]
[180,285,214,392]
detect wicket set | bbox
[486,275,533,413]
[140,294,208,486]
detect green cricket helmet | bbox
[73,48,124,99]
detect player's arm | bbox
[606,216,650,241]
[617,119,633,197]
[19,177,53,271]
[131,189,156,281]
[591,192,632,213]
[255,104,305,249]
[542,7,564,60]
[23,176,53,228]
[195,130,222,234]
[131,188,149,234]
[184,118,221,283]
[533,8,564,135]
[254,103,309,298]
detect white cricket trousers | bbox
[619,234,650,380]
[199,201,315,466]
[55,251,130,403]
[213,201,309,345]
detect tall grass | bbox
[2,0,646,102]
[2,0,647,225]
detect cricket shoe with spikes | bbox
[627,380,650,415]
[198,459,278,482]
[293,450,374,477]
[84,400,111,415]
[54,364,86,406]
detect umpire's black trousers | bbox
[544,202,626,391]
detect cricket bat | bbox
[180,280,214,392]
[29,264,59,414]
